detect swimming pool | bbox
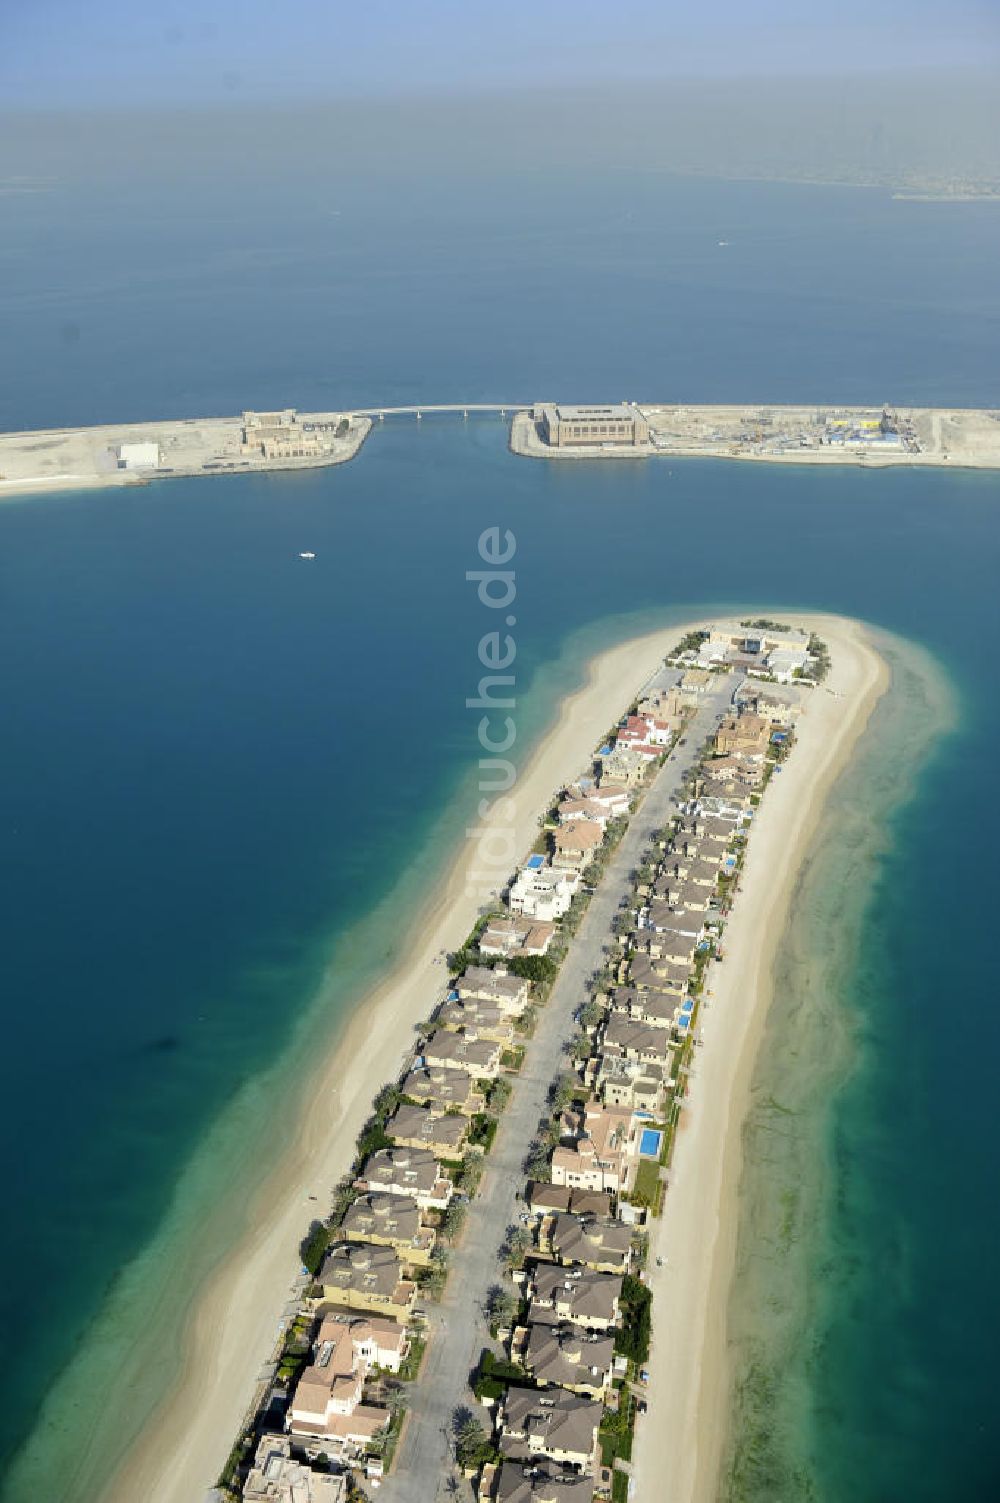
[639,1128,663,1158]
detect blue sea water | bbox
[1,152,999,1500]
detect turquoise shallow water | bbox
[1,148,999,1500]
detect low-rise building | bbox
[606,986,677,1029]
[317,1238,415,1322]
[457,965,532,1014]
[387,1102,469,1156]
[714,713,772,757]
[537,402,649,449]
[599,746,647,787]
[499,1386,603,1472]
[626,954,690,995]
[552,820,604,872]
[525,1183,614,1220]
[539,1212,633,1273]
[601,1010,670,1070]
[479,915,556,958]
[583,784,631,818]
[556,796,610,829]
[243,1433,348,1501]
[400,1064,486,1115]
[317,1242,416,1319]
[116,441,161,470]
[485,1459,595,1503]
[422,1026,503,1079]
[524,1263,623,1331]
[357,1145,453,1210]
[507,865,580,921]
[512,1322,615,1398]
[436,997,517,1047]
[286,1314,397,1458]
[678,668,713,700]
[341,1191,436,1266]
[550,1103,637,1195]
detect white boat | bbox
[299,551,316,560]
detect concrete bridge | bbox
[351,402,530,421]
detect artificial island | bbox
[2,399,1000,498]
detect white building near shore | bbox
[117,441,160,470]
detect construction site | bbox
[511,402,1000,469]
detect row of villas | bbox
[278,964,545,1478]
[469,677,803,1503]
[237,688,688,1500]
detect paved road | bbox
[381,684,732,1503]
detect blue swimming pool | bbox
[639,1128,663,1158]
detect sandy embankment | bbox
[103,620,697,1503]
[629,616,888,1503]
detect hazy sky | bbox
[3,0,1000,107]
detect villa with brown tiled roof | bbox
[601,1014,672,1066]
[340,1191,436,1266]
[387,1102,469,1157]
[525,1183,614,1220]
[499,1386,603,1472]
[552,819,604,872]
[422,1026,503,1079]
[435,997,516,1047]
[644,901,703,937]
[538,1212,633,1273]
[483,1459,595,1503]
[714,712,771,757]
[709,753,766,786]
[317,1242,416,1318]
[556,796,610,829]
[606,985,677,1029]
[523,1263,623,1331]
[632,929,697,969]
[581,783,630,817]
[400,1064,486,1115]
[478,914,556,959]
[625,953,689,995]
[684,855,725,888]
[356,1145,453,1210]
[457,965,531,1015]
[512,1322,615,1397]
[651,874,710,911]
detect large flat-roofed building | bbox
[117,441,161,470]
[537,403,649,449]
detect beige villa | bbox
[511,1322,615,1398]
[421,1026,503,1079]
[387,1102,469,1157]
[340,1191,436,1267]
[317,1242,416,1319]
[523,1264,623,1332]
[399,1063,486,1115]
[356,1145,453,1211]
[499,1386,603,1472]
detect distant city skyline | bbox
[2,0,999,108]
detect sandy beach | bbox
[629,615,888,1503]
[101,618,701,1503]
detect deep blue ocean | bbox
[1,156,999,1500]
